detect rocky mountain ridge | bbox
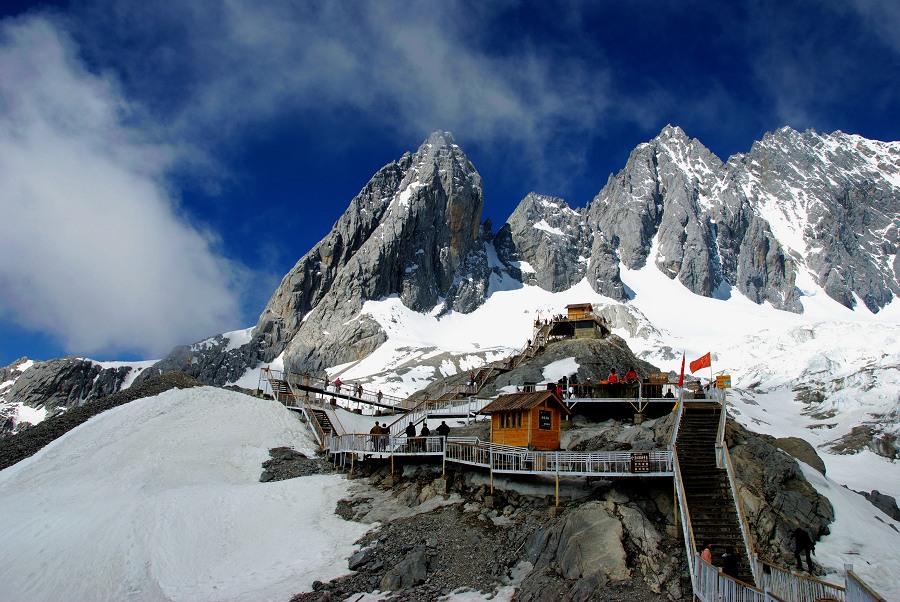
[2,126,898,433]
[143,125,900,386]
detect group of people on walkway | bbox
[697,528,815,583]
[368,420,452,453]
[402,420,451,451]
[700,543,740,579]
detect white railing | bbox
[329,434,445,456]
[445,437,493,467]
[719,413,760,585]
[673,452,699,589]
[490,449,673,476]
[387,397,489,437]
[694,556,786,602]
[441,438,674,476]
[669,390,687,448]
[846,565,887,602]
[754,556,846,601]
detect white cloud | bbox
[0,17,243,357]
[70,2,617,165]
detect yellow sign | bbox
[716,375,732,388]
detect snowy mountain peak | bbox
[120,125,899,389]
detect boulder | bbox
[775,436,826,475]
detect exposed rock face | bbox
[4,357,131,415]
[774,436,827,475]
[0,372,202,470]
[61,126,900,398]
[134,330,266,387]
[860,490,900,523]
[497,126,899,315]
[736,128,900,312]
[273,131,487,375]
[727,420,835,570]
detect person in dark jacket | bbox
[420,423,430,437]
[721,546,739,579]
[435,420,450,450]
[794,528,814,572]
[405,422,418,451]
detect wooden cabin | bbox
[480,391,572,450]
[564,303,609,339]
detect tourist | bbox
[405,422,417,452]
[793,528,815,573]
[370,421,382,451]
[420,422,430,437]
[333,377,342,394]
[436,420,450,450]
[700,543,713,564]
[721,547,739,579]
[607,369,619,384]
[624,367,638,382]
[664,388,675,399]
[377,390,383,404]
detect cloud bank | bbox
[0,18,242,358]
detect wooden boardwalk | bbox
[259,367,886,602]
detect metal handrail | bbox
[693,555,787,602]
[673,451,699,590]
[846,567,887,602]
[297,395,328,450]
[669,387,687,448]
[329,434,445,455]
[263,367,415,410]
[721,437,760,585]
[754,555,846,601]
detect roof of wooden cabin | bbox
[480,390,572,415]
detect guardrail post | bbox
[555,451,560,507]
[489,446,494,495]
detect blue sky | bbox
[1,0,899,366]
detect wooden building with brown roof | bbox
[480,390,572,450]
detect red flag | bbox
[678,353,685,387]
[690,352,711,373]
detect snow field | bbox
[0,387,369,602]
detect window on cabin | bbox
[499,411,523,429]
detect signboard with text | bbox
[538,410,552,430]
[716,375,732,388]
[631,452,650,473]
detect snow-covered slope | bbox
[1,370,898,599]
[0,387,368,601]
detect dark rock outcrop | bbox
[0,372,202,470]
[727,420,834,570]
[4,357,131,414]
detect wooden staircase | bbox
[270,378,291,402]
[676,405,755,586]
[310,409,335,437]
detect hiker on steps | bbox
[793,528,815,573]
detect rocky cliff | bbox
[6,126,899,408]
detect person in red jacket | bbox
[624,367,638,382]
[607,369,619,384]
